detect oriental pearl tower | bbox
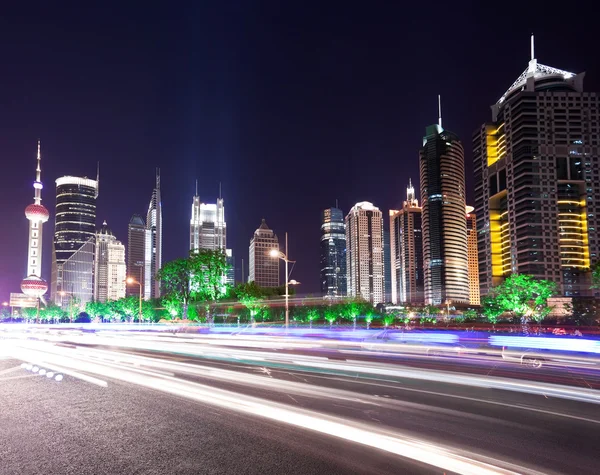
[20,141,50,301]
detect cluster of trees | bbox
[3,249,599,328]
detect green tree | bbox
[156,258,195,320]
[86,301,106,321]
[234,281,268,325]
[591,262,600,289]
[492,274,557,324]
[306,308,319,328]
[324,306,338,329]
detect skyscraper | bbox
[51,173,98,307]
[127,214,146,297]
[383,230,391,302]
[420,100,469,305]
[145,170,162,299]
[94,221,126,302]
[189,186,233,285]
[249,219,279,287]
[474,36,600,297]
[389,180,423,304]
[190,189,226,252]
[466,207,481,306]
[20,141,50,302]
[320,207,347,299]
[345,202,385,305]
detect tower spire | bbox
[438,95,442,128]
[96,161,100,198]
[156,168,161,190]
[407,179,415,204]
[531,33,535,60]
[219,181,222,200]
[195,179,198,197]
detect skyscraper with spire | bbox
[420,97,469,305]
[474,35,600,297]
[249,219,279,287]
[389,180,423,304]
[145,169,162,299]
[20,141,50,302]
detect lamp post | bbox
[126,277,143,323]
[269,232,299,329]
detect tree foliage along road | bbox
[157,249,229,320]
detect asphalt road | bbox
[2,330,600,474]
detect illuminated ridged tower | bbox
[420,98,470,305]
[21,141,50,299]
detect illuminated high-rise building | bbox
[249,219,279,287]
[190,186,226,252]
[20,141,50,302]
[346,202,385,305]
[473,36,600,296]
[466,207,480,306]
[389,180,423,304]
[94,221,126,302]
[190,185,233,285]
[420,99,470,305]
[127,214,146,297]
[51,171,98,307]
[145,170,162,299]
[320,207,346,298]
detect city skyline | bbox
[1,5,599,300]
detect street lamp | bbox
[126,277,143,323]
[269,232,299,329]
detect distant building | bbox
[383,229,392,302]
[94,221,126,302]
[127,214,146,297]
[389,180,424,304]
[190,191,226,252]
[51,174,98,307]
[473,36,600,297]
[466,207,480,306]
[145,170,162,299]
[249,219,279,287]
[189,187,233,286]
[346,202,385,305]
[320,207,347,299]
[420,103,469,305]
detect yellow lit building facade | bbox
[473,37,599,297]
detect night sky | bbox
[1,2,598,301]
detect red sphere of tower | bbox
[25,203,50,223]
[20,275,49,297]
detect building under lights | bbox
[420,105,470,306]
[94,221,126,303]
[320,207,347,299]
[346,202,385,305]
[51,174,98,307]
[390,181,424,305]
[190,187,234,285]
[473,36,600,296]
[145,170,162,299]
[249,219,279,287]
[127,214,146,296]
[466,207,481,306]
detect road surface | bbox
[1,328,599,474]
